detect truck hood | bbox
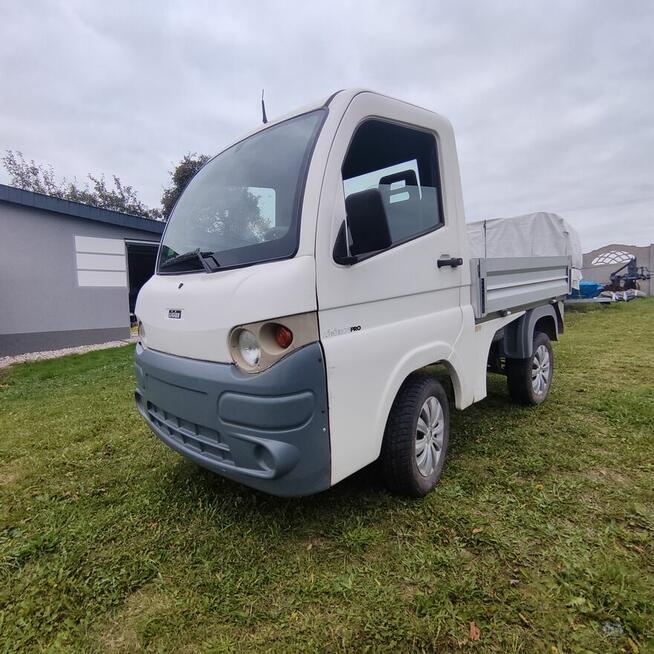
[136,256,317,363]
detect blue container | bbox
[570,280,604,299]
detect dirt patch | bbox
[582,467,628,485]
[96,587,175,652]
[0,467,22,487]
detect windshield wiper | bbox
[160,249,220,273]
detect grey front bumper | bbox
[134,342,331,496]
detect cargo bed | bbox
[470,255,571,320]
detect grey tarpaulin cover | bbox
[466,212,582,288]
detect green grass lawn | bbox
[1,301,653,653]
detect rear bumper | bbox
[134,342,331,496]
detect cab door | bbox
[315,92,467,485]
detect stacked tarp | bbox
[570,280,604,299]
[466,212,582,289]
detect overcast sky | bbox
[1,0,653,250]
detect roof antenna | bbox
[261,89,268,124]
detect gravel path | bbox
[0,336,137,370]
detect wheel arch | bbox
[502,304,559,359]
[374,348,465,461]
[424,359,464,408]
[396,359,464,407]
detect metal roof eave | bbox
[0,184,165,235]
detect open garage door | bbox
[126,241,159,317]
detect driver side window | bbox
[342,120,443,247]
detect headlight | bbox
[237,329,261,367]
[229,312,318,373]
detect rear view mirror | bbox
[333,189,392,265]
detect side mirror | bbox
[333,189,392,265]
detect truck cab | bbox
[135,89,569,497]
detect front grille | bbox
[146,402,233,464]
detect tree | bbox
[191,186,270,247]
[2,150,161,220]
[160,153,210,219]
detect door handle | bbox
[437,256,463,268]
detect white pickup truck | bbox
[135,89,574,497]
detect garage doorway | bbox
[125,241,159,318]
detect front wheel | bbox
[380,374,450,497]
[506,331,554,405]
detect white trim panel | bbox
[76,253,126,272]
[77,270,128,287]
[74,235,127,287]
[75,235,125,255]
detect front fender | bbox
[373,341,458,458]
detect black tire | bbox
[380,374,450,497]
[506,331,554,405]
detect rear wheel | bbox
[506,331,553,405]
[381,374,450,497]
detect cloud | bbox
[1,0,652,250]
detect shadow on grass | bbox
[149,372,545,539]
[164,457,389,524]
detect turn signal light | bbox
[137,319,146,347]
[274,324,293,349]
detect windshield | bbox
[158,110,325,273]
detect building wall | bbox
[0,202,160,355]
[582,243,654,295]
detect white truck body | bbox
[135,90,571,496]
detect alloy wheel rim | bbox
[531,344,551,395]
[416,395,445,477]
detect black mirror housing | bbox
[333,189,392,264]
[346,189,392,256]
